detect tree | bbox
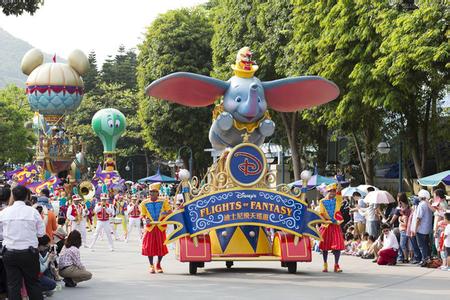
[101,45,138,91]
[137,7,215,175]
[0,85,34,165]
[281,0,389,184]
[83,50,100,94]
[373,2,449,178]
[1,0,43,16]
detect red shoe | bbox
[149,265,155,274]
[334,264,343,273]
[156,263,163,273]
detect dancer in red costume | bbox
[140,183,171,274]
[319,183,345,273]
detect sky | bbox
[0,0,207,65]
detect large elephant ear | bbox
[262,76,340,112]
[145,72,229,107]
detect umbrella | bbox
[341,187,367,198]
[291,175,337,189]
[357,184,379,194]
[417,170,450,187]
[364,190,395,204]
[138,169,178,184]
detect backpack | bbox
[426,257,442,268]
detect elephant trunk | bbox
[238,83,259,121]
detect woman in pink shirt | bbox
[58,230,92,287]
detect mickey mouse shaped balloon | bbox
[146,47,340,150]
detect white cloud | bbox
[0,0,207,65]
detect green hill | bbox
[0,27,64,88]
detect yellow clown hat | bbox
[149,182,161,192]
[326,183,337,191]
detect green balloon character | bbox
[91,108,127,153]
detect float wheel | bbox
[189,262,198,275]
[226,261,233,269]
[287,262,297,274]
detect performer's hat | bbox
[149,182,161,192]
[100,193,109,200]
[326,183,337,191]
[72,187,82,201]
[72,194,82,201]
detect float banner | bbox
[28,176,61,193]
[163,188,323,243]
[5,165,38,185]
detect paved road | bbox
[50,231,449,300]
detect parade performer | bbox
[57,189,68,225]
[85,197,94,232]
[67,190,88,246]
[140,183,171,273]
[126,194,141,243]
[319,183,345,273]
[113,194,128,240]
[89,192,115,251]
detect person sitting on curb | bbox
[58,230,92,287]
[37,235,57,296]
[377,223,399,265]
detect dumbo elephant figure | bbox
[146,47,339,150]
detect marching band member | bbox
[113,194,128,240]
[319,183,345,273]
[88,193,115,251]
[67,192,88,247]
[126,194,141,243]
[140,183,171,273]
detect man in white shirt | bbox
[377,223,399,265]
[0,185,45,300]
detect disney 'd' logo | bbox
[234,152,263,176]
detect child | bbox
[54,217,68,255]
[351,235,362,256]
[362,235,377,259]
[441,212,450,271]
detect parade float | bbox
[17,48,90,194]
[91,108,126,173]
[145,47,340,274]
[90,108,127,192]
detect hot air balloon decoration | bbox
[91,108,127,172]
[21,48,89,176]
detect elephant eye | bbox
[235,96,242,103]
[115,120,120,128]
[108,120,114,128]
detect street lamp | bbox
[300,170,312,202]
[377,141,403,193]
[125,159,135,182]
[177,146,193,176]
[168,160,175,168]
